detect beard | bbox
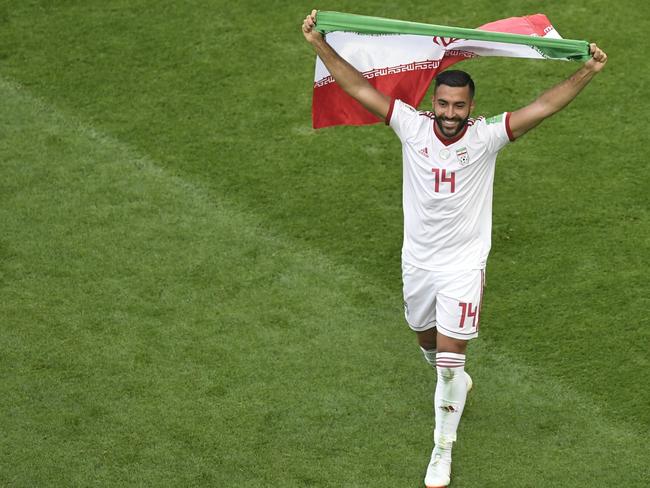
[435,114,470,138]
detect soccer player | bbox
[302,9,607,488]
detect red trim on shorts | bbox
[476,270,485,331]
[436,322,477,337]
[385,98,396,125]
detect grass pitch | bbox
[0,1,648,486]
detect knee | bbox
[417,329,437,351]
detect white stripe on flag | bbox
[312,13,571,128]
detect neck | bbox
[433,118,468,145]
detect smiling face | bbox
[432,84,475,139]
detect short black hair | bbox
[434,70,475,99]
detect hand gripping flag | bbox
[311,11,590,128]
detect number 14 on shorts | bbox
[458,302,479,329]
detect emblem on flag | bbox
[456,147,469,166]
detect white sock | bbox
[434,352,467,459]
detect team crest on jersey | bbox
[456,147,470,166]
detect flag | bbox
[312,11,590,128]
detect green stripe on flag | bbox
[315,11,591,61]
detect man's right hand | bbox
[302,10,323,44]
[300,8,391,121]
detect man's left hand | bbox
[586,43,607,72]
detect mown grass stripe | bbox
[0,77,646,486]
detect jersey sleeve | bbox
[386,99,422,144]
[478,112,516,154]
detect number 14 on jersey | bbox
[432,168,456,193]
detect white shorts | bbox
[402,263,485,340]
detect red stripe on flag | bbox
[477,13,554,37]
[312,56,464,129]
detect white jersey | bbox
[387,98,514,271]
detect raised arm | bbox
[509,43,608,140]
[302,10,391,120]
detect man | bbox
[302,9,607,488]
